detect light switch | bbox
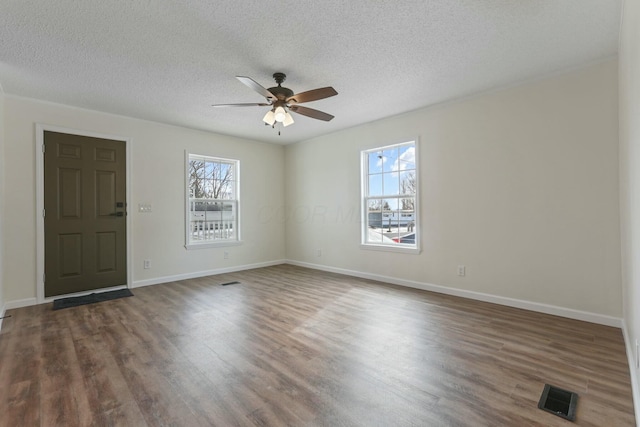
[138,203,152,213]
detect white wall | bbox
[0,87,5,320]
[619,0,640,418]
[0,61,622,320]
[286,59,621,318]
[2,96,285,302]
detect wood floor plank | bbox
[40,327,93,426]
[0,264,636,426]
[0,328,41,426]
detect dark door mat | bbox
[53,289,134,310]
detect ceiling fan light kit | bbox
[282,111,294,127]
[263,109,276,126]
[213,72,337,133]
[274,106,286,122]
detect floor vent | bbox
[221,281,240,286]
[538,384,578,421]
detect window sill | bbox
[360,243,421,254]
[185,240,242,250]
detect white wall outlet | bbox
[138,203,152,213]
[317,249,322,257]
[143,259,151,269]
[457,265,466,276]
[224,251,229,260]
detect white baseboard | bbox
[622,321,640,427]
[286,260,623,328]
[1,260,622,328]
[4,297,37,310]
[0,260,288,316]
[0,302,5,332]
[132,259,287,288]
[1,297,38,331]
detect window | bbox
[185,153,240,248]
[361,140,418,252]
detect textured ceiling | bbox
[0,1,622,145]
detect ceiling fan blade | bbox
[212,103,271,107]
[236,76,278,101]
[286,87,338,104]
[289,105,334,121]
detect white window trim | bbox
[360,138,421,254]
[185,151,242,250]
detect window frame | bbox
[185,152,241,250]
[360,139,420,254]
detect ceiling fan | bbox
[212,72,338,129]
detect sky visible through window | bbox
[367,143,416,210]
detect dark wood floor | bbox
[0,264,635,426]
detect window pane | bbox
[192,200,206,211]
[368,174,383,196]
[219,163,231,181]
[383,172,400,195]
[193,160,206,179]
[220,181,233,199]
[401,197,415,211]
[383,147,398,172]
[366,226,384,244]
[221,201,235,239]
[204,161,214,180]
[398,144,415,171]
[189,160,206,198]
[202,180,214,198]
[211,180,220,198]
[400,171,416,195]
[383,198,398,211]
[367,199,382,227]
[368,198,382,211]
[368,151,383,174]
[205,202,221,221]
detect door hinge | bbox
[43,273,46,283]
[42,144,45,153]
[42,209,45,218]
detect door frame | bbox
[35,123,133,303]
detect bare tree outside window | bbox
[368,199,382,211]
[189,159,234,200]
[400,171,416,210]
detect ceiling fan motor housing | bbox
[267,86,294,101]
[268,73,294,101]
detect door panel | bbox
[96,170,116,217]
[96,232,117,272]
[59,168,82,218]
[58,234,82,277]
[44,131,127,297]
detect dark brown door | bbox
[44,131,127,297]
